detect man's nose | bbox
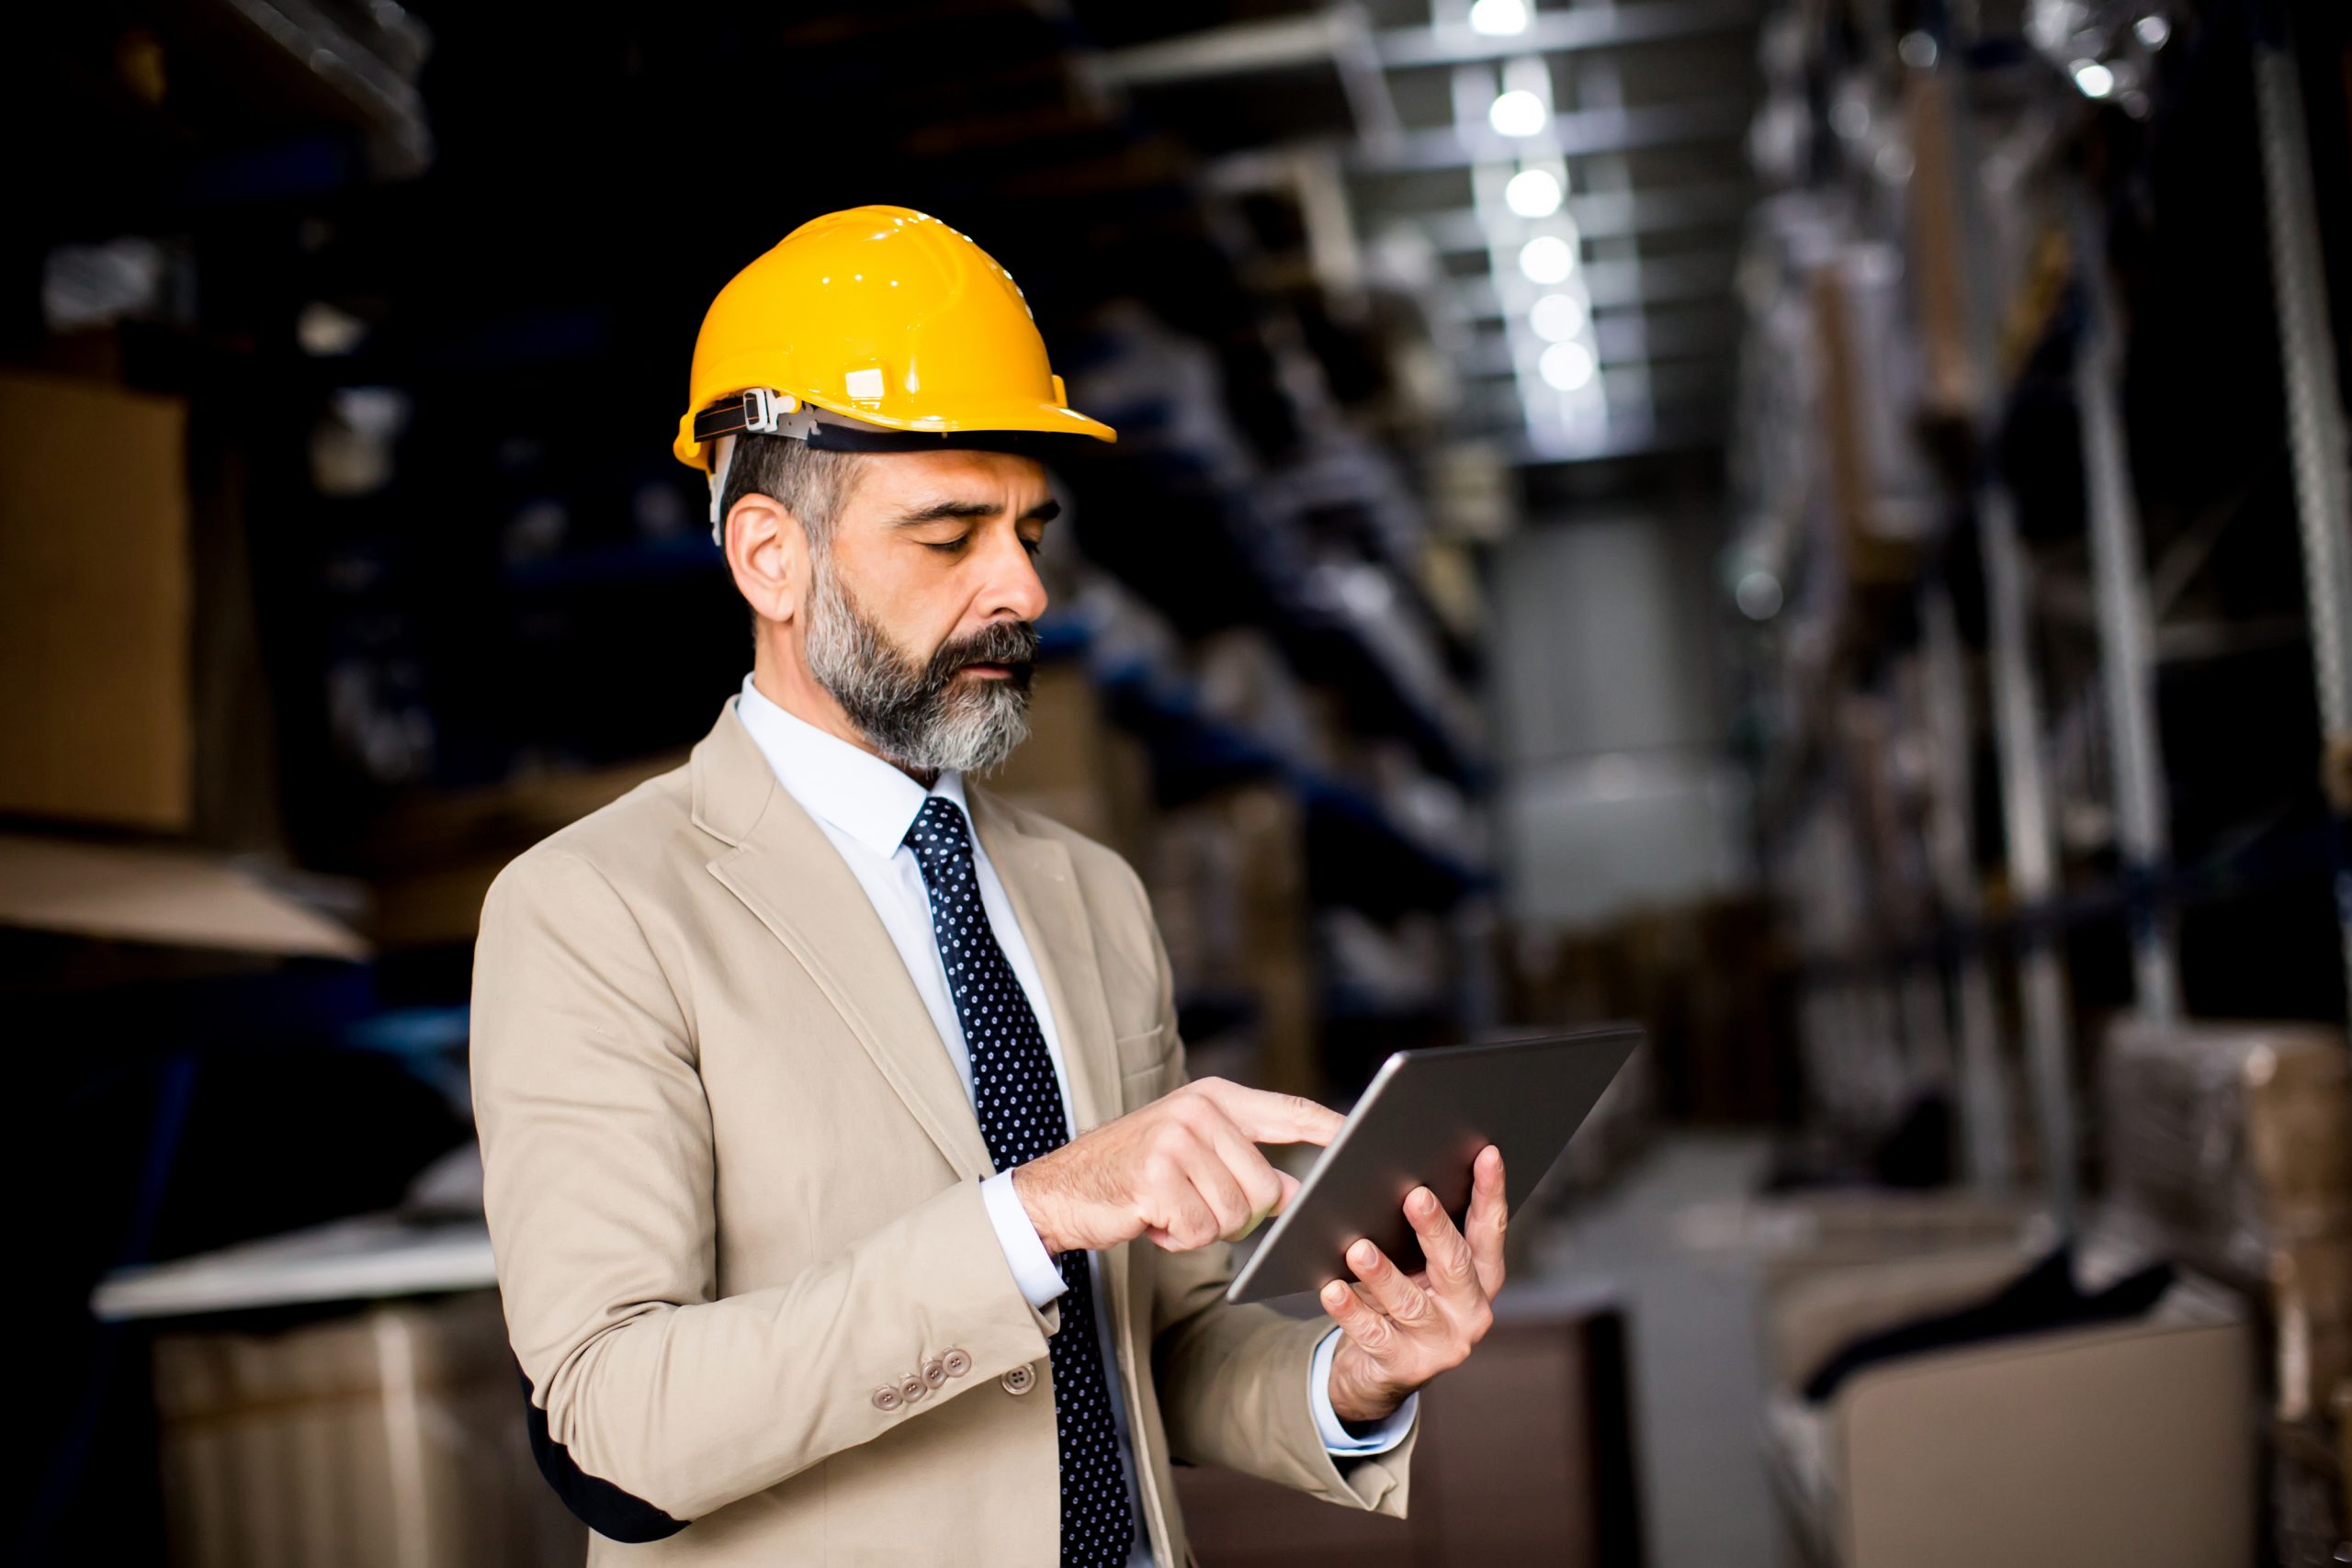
[977,529,1049,625]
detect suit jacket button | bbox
[873,1385,904,1413]
[899,1374,929,1404]
[1001,1363,1036,1395]
[922,1359,949,1389]
[941,1348,972,1378]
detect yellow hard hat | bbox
[673,204,1115,470]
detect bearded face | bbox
[804,554,1038,774]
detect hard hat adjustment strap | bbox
[699,385,1085,541]
[694,386,801,446]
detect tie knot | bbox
[904,795,973,866]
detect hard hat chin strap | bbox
[707,434,737,543]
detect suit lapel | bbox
[691,704,994,1181]
[969,790,1122,1136]
[688,703,1137,1335]
[969,788,1136,1337]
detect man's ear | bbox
[723,492,810,626]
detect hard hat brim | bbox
[673,389,1115,469]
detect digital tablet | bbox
[1224,1027,1642,1303]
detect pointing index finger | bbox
[1193,1080,1344,1146]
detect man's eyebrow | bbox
[890,497,1062,526]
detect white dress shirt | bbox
[733,678,1411,1564]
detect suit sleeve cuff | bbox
[981,1168,1069,1311]
[1308,1326,1418,1455]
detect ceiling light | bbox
[1503,168,1563,218]
[1539,339,1596,389]
[1468,0,1531,37]
[1896,31,1938,69]
[1736,570,1783,620]
[1518,233,1576,283]
[1530,292,1587,341]
[1488,89,1548,138]
[2133,15,2169,48]
[2070,59,2115,97]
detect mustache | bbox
[925,620,1039,687]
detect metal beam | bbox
[2254,31,2352,1022]
[1463,308,1739,370]
[1207,97,1748,187]
[1347,98,1750,173]
[1093,12,1341,86]
[1460,249,1739,314]
[1400,181,1753,252]
[1504,408,1726,464]
[1095,0,1761,86]
[2074,187,2181,1027]
[1980,484,2079,1229]
[1381,0,1763,68]
[1465,357,1726,406]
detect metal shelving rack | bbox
[2254,12,2352,1024]
[1733,0,2352,1223]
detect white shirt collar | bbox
[734,674,969,861]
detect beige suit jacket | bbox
[470,699,1416,1565]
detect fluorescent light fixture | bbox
[2133,15,2169,48]
[1503,167,1564,218]
[1467,0,1530,37]
[2070,59,2115,97]
[1488,89,1548,138]
[1530,291,1588,341]
[1539,339,1596,389]
[1518,233,1577,283]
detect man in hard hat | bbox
[471,206,1510,1566]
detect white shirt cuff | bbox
[981,1169,1069,1310]
[1308,1326,1418,1454]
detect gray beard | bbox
[804,560,1037,775]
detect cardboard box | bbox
[2274,1237,2352,1424]
[1174,1288,1638,1567]
[356,750,684,950]
[150,1291,582,1568]
[0,371,191,829]
[0,832,364,958]
[1142,784,1317,1093]
[2105,1019,2352,1280]
[1903,73,1978,424]
[1761,1260,2255,1568]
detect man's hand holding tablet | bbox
[1320,1144,1509,1426]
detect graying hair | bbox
[718,433,864,556]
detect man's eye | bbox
[1019,536,1043,557]
[922,536,969,555]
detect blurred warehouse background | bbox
[7,0,2352,1563]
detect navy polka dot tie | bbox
[904,796,1136,1568]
